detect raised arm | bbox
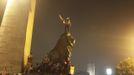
[59,14,65,24]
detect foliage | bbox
[116,57,134,75]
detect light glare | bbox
[7,0,13,7]
[106,68,112,75]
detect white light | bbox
[87,64,95,75]
[106,68,112,75]
[1,0,14,27]
[7,0,13,7]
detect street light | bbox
[106,68,112,75]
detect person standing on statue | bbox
[59,14,71,33]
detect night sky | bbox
[31,0,134,75]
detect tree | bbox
[116,57,134,75]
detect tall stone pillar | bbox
[0,0,36,73]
